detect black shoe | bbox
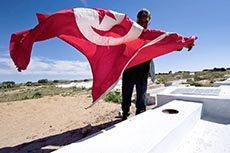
[122,116,127,121]
[122,112,130,121]
[136,110,145,115]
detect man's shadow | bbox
[0,119,122,153]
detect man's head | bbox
[137,8,151,29]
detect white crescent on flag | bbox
[9,8,197,103]
[73,8,143,46]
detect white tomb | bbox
[173,119,230,153]
[157,86,230,124]
[53,100,202,153]
[53,85,230,153]
[213,78,230,87]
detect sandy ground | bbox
[0,93,153,153]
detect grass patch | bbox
[0,85,88,103]
[104,91,122,104]
[1,69,230,103]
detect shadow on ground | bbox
[0,119,122,153]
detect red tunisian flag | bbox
[9,8,197,103]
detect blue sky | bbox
[0,0,229,83]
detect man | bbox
[121,9,153,120]
[121,8,194,120]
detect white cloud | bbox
[0,50,10,56]
[0,56,92,78]
[0,56,16,70]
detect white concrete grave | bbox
[53,100,202,153]
[156,86,230,124]
[214,77,230,87]
[173,119,230,153]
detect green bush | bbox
[25,81,33,86]
[38,79,49,84]
[0,81,15,88]
[32,92,42,98]
[53,80,59,83]
[104,91,122,104]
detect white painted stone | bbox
[173,120,230,153]
[156,86,230,124]
[53,100,202,153]
[57,81,92,89]
[214,78,230,87]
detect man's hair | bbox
[137,8,151,20]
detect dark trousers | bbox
[122,61,150,116]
